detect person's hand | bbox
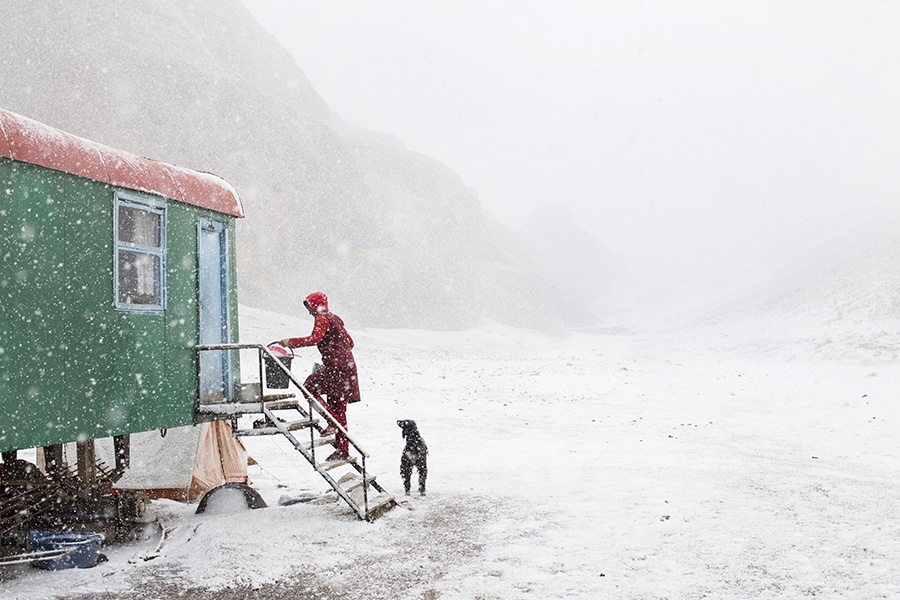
[278,338,291,347]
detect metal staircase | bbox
[193,344,396,521]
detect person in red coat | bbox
[280,292,360,461]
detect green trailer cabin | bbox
[0,107,244,454]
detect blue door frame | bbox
[198,218,231,402]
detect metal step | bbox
[197,402,262,415]
[196,393,297,416]
[234,418,317,437]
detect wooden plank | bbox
[233,427,278,437]
[262,393,296,403]
[302,435,336,451]
[344,475,377,493]
[320,457,356,471]
[285,418,317,431]
[263,399,300,410]
[366,495,397,520]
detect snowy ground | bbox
[1,304,898,599]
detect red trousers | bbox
[323,398,348,456]
[305,370,349,456]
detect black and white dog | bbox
[397,420,428,496]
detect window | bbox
[115,192,166,312]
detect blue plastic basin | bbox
[27,531,104,570]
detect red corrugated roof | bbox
[0,107,243,217]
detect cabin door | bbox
[198,218,231,402]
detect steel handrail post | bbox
[362,454,369,520]
[309,394,316,463]
[257,345,265,409]
[193,347,202,425]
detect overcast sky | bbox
[240,0,900,291]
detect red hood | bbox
[305,291,329,314]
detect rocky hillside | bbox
[0,0,593,329]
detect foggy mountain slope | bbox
[519,205,621,316]
[684,210,900,360]
[0,0,587,329]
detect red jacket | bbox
[285,292,360,402]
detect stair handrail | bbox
[195,343,390,521]
[194,343,370,458]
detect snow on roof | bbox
[0,107,243,217]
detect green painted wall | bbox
[0,157,239,452]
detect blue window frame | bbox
[114,191,166,312]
